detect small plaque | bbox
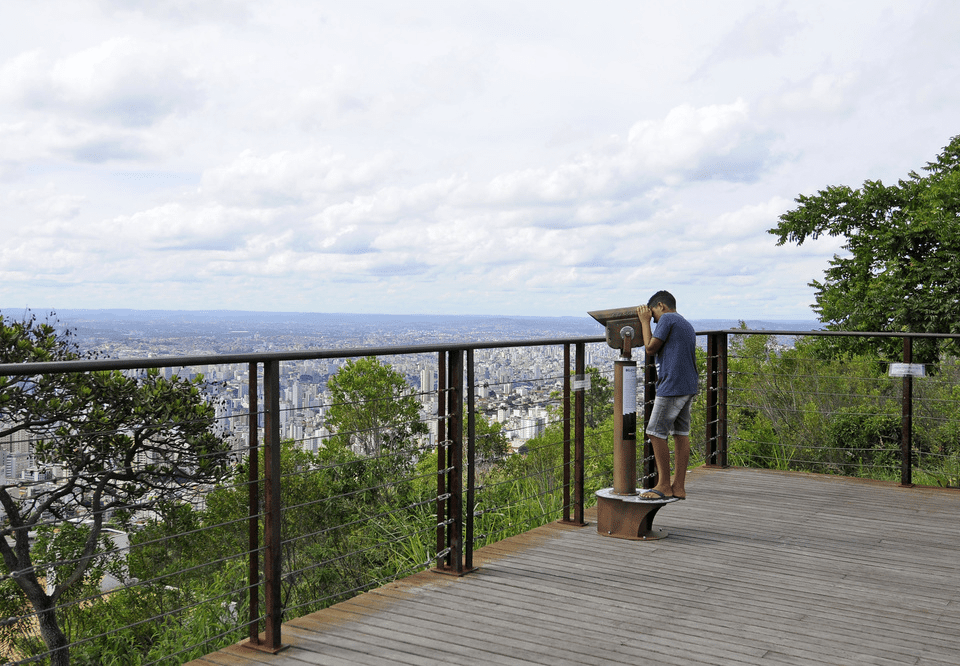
[889,363,926,377]
[622,366,637,415]
[573,375,591,391]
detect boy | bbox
[637,290,698,500]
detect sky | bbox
[1,1,958,321]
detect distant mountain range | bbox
[32,309,821,338]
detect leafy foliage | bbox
[468,409,510,463]
[326,357,428,463]
[472,408,614,548]
[582,366,613,429]
[770,135,960,362]
[0,311,230,666]
[726,329,960,485]
[22,333,942,666]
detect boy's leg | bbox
[670,395,695,498]
[672,434,690,499]
[643,395,688,499]
[641,434,674,498]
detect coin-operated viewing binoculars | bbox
[588,306,642,359]
[588,305,677,540]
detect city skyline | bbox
[0,306,815,468]
[0,309,626,488]
[3,2,957,320]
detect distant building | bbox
[1,450,32,483]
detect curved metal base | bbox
[597,526,669,541]
[595,488,677,540]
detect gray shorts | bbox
[646,394,695,439]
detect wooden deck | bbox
[189,467,960,665]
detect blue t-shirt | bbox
[650,312,698,397]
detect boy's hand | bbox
[637,305,652,323]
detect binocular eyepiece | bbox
[588,306,642,356]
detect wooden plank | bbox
[192,468,960,666]
[307,602,614,666]
[374,578,773,664]
[426,562,914,663]
[282,622,453,666]
[345,578,768,664]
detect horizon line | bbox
[4,306,819,322]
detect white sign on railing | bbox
[888,363,926,377]
[573,375,591,391]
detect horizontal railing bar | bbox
[700,329,960,339]
[0,336,607,376]
[6,329,956,376]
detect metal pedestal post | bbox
[599,353,675,540]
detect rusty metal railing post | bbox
[706,333,718,466]
[563,344,572,523]
[435,349,465,574]
[246,362,260,647]
[446,349,464,573]
[560,343,586,526]
[261,359,284,652]
[717,333,728,467]
[436,352,447,570]
[465,349,476,570]
[574,342,586,525]
[642,347,657,486]
[705,332,729,467]
[901,336,914,487]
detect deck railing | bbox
[1,337,613,664]
[1,329,959,664]
[702,329,960,487]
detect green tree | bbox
[468,410,510,463]
[548,366,612,429]
[0,312,230,666]
[770,135,960,362]
[0,522,119,663]
[582,366,613,429]
[724,328,912,480]
[326,357,428,463]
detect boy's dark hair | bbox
[647,290,677,310]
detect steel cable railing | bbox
[252,369,470,640]
[283,545,454,619]
[567,367,615,513]
[0,409,258,665]
[727,354,902,478]
[0,342,648,660]
[710,330,960,486]
[465,347,614,548]
[4,330,957,664]
[19,578,258,666]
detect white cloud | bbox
[200,147,396,207]
[1,38,202,127]
[100,0,254,24]
[112,203,274,251]
[709,5,803,60]
[626,99,776,184]
[767,72,861,116]
[700,197,794,240]
[0,37,206,167]
[485,99,776,210]
[1,1,957,318]
[4,185,85,222]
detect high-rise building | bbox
[1,450,33,482]
[419,367,433,393]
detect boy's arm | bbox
[637,306,664,355]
